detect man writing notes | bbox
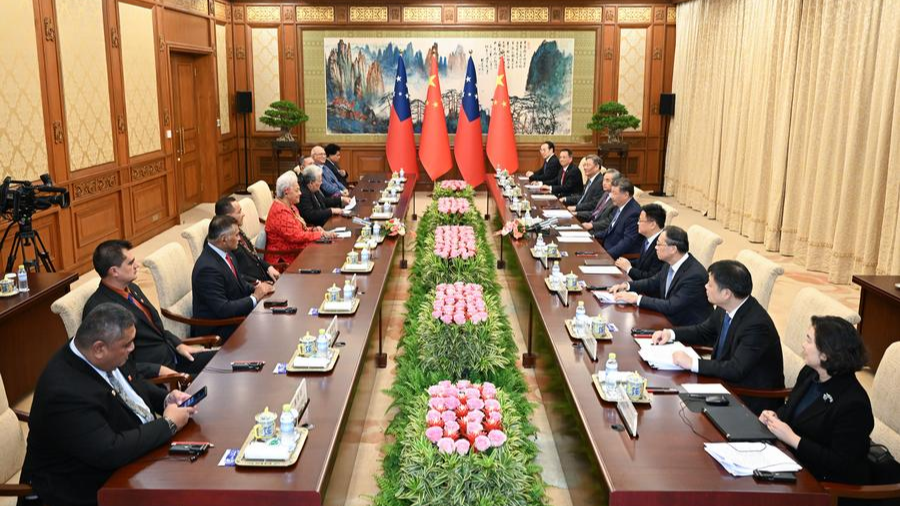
[563,155,604,214]
[592,177,643,259]
[609,226,713,326]
[614,203,666,280]
[20,304,197,506]
[525,141,561,183]
[192,215,274,340]
[651,260,785,414]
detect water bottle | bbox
[604,353,618,395]
[360,247,371,263]
[279,403,296,445]
[343,279,355,301]
[574,301,586,336]
[17,265,29,293]
[373,221,382,237]
[316,329,329,358]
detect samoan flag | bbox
[386,57,417,174]
[453,56,486,187]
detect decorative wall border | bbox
[456,6,496,23]
[510,6,549,23]
[403,6,442,23]
[296,6,334,23]
[349,6,388,23]
[246,6,281,23]
[130,160,165,182]
[564,6,603,23]
[73,173,119,200]
[617,7,652,23]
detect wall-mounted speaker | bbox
[236,91,253,114]
[659,93,676,116]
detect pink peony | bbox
[426,409,442,426]
[440,314,453,324]
[437,437,455,454]
[484,399,501,412]
[425,426,443,443]
[454,438,470,455]
[428,397,445,412]
[466,388,481,399]
[457,380,471,389]
[474,435,491,452]
[444,395,460,410]
[467,398,485,411]
[488,430,507,447]
[441,410,457,424]
[467,410,485,424]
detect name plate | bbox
[616,385,639,437]
[583,335,598,361]
[290,379,309,418]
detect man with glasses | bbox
[609,226,712,326]
[311,145,348,198]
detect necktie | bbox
[577,177,593,205]
[609,207,622,229]
[714,314,733,359]
[664,267,675,297]
[560,167,567,186]
[225,253,238,278]
[591,194,609,220]
[644,239,651,252]
[107,371,154,423]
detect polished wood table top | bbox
[487,176,827,506]
[0,271,78,320]
[99,175,415,506]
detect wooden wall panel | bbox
[162,7,212,49]
[71,192,124,263]
[130,175,170,229]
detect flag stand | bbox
[411,190,417,221]
[497,235,506,270]
[484,189,490,220]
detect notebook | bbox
[703,405,777,442]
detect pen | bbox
[646,387,678,394]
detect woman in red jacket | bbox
[264,170,334,265]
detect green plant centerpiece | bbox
[259,100,308,142]
[587,101,640,144]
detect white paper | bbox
[531,194,557,201]
[329,227,347,233]
[542,210,573,218]
[292,355,330,369]
[243,442,291,461]
[343,198,357,211]
[558,230,592,237]
[682,383,730,395]
[517,176,530,181]
[637,342,700,370]
[579,266,622,275]
[703,442,801,477]
[555,224,583,231]
[322,300,353,312]
[334,231,352,239]
[557,236,594,243]
[593,291,620,304]
[524,183,543,190]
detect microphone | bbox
[352,217,371,227]
[526,217,558,232]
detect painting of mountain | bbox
[323,37,574,135]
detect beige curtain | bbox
[667,0,900,283]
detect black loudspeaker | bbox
[659,93,676,116]
[236,91,253,114]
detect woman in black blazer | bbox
[759,316,873,485]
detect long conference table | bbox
[99,174,416,506]
[485,176,829,506]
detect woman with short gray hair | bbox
[264,171,334,265]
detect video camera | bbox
[0,174,70,223]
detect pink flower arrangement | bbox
[385,217,406,237]
[431,282,488,325]
[437,197,470,215]
[425,380,506,455]
[496,220,527,240]
[440,180,469,191]
[434,226,476,259]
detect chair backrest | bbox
[180,218,211,262]
[871,342,900,457]
[50,278,102,338]
[782,287,861,387]
[0,372,26,488]
[248,180,274,222]
[735,249,785,310]
[143,243,194,338]
[653,200,679,226]
[239,198,262,243]
[687,225,723,269]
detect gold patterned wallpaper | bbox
[296,6,334,23]
[510,7,549,23]
[119,2,161,157]
[564,7,603,23]
[251,28,280,131]
[0,0,49,181]
[349,6,388,23]
[456,6,495,23]
[57,0,115,170]
[618,7,652,24]
[403,6,442,23]
[246,6,280,23]
[215,24,231,134]
[617,28,646,131]
[167,0,208,16]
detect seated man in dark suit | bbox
[614,203,666,280]
[563,155,603,213]
[20,303,197,506]
[610,226,713,326]
[541,149,583,198]
[296,164,350,227]
[214,196,280,284]
[593,177,643,259]
[525,141,561,183]
[84,240,216,377]
[192,215,274,340]
[650,260,785,414]
[324,143,350,188]
[578,169,620,225]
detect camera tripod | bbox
[1,217,56,273]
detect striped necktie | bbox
[107,371,154,423]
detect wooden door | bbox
[171,54,203,212]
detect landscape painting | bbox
[323,37,575,135]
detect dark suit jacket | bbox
[528,155,561,183]
[777,367,874,484]
[234,230,273,284]
[576,191,613,223]
[324,159,349,188]
[674,297,784,414]
[549,164,584,198]
[298,183,341,227]
[595,198,642,258]
[83,282,180,379]
[630,253,713,326]
[627,234,665,280]
[191,243,255,339]
[21,343,171,506]
[565,175,603,212]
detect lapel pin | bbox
[822,393,833,404]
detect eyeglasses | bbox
[655,241,674,248]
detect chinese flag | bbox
[419,50,452,181]
[386,57,417,174]
[486,56,519,173]
[453,56,486,188]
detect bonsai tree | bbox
[259,100,308,142]
[587,101,640,144]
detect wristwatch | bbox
[163,416,178,435]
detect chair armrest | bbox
[161,308,245,328]
[181,335,221,347]
[12,407,29,422]
[821,481,900,500]
[0,484,33,497]
[149,373,192,391]
[726,385,793,399]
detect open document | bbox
[704,443,802,477]
[635,338,701,370]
